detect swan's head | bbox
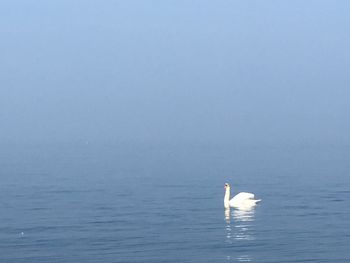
[224,183,230,189]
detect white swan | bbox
[224,183,261,209]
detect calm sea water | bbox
[0,142,349,262]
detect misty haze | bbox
[1,1,349,262]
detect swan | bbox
[224,183,261,209]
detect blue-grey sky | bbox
[1,0,349,144]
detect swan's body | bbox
[224,183,261,209]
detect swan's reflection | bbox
[224,208,232,242]
[225,207,255,261]
[232,208,255,241]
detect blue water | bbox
[1,142,349,262]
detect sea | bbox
[0,142,349,262]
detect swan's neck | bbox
[224,187,230,208]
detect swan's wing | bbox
[230,192,255,203]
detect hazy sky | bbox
[1,1,349,144]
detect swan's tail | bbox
[253,199,262,204]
